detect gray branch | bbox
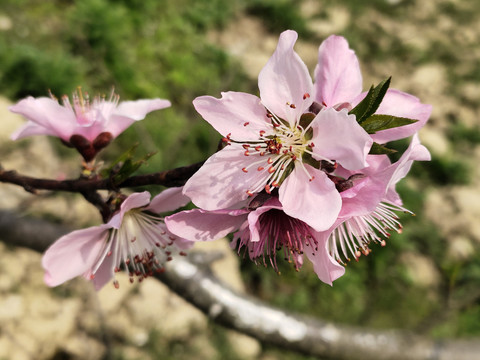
[0,210,479,360]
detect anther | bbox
[303,93,310,100]
[257,166,264,171]
[244,122,250,126]
[242,167,248,173]
[268,167,275,174]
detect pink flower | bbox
[42,188,192,290]
[10,88,171,161]
[322,134,431,262]
[165,196,345,285]
[184,30,372,232]
[314,35,431,143]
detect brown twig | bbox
[0,161,204,193]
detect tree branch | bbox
[0,161,204,193]
[0,210,479,360]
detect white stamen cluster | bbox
[90,209,184,288]
[328,202,410,264]
[58,87,120,125]
[235,208,318,273]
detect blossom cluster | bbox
[166,31,431,284]
[9,30,430,290]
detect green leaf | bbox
[369,142,397,155]
[350,77,391,123]
[360,114,418,134]
[100,143,156,185]
[100,143,140,178]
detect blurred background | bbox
[0,0,479,359]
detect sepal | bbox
[360,114,418,134]
[101,144,155,185]
[350,77,391,123]
[369,142,397,155]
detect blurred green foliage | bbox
[246,0,312,37]
[0,0,251,172]
[1,0,480,359]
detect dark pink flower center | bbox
[236,209,318,272]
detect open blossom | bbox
[323,134,431,262]
[314,35,432,143]
[10,88,171,161]
[184,30,372,232]
[165,196,345,285]
[42,188,192,290]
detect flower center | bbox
[238,106,317,196]
[90,209,184,288]
[235,209,318,272]
[57,87,120,126]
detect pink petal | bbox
[246,198,283,243]
[368,89,432,143]
[106,99,171,138]
[165,208,248,242]
[339,177,382,218]
[340,134,430,217]
[193,92,270,141]
[73,111,110,142]
[42,225,110,287]
[159,222,194,250]
[98,114,135,139]
[385,134,430,203]
[310,108,372,170]
[258,30,313,125]
[183,146,270,210]
[314,35,363,107]
[10,121,59,140]
[305,232,345,285]
[279,165,341,231]
[114,99,171,120]
[90,251,115,291]
[9,97,77,141]
[147,187,191,214]
[109,191,152,228]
